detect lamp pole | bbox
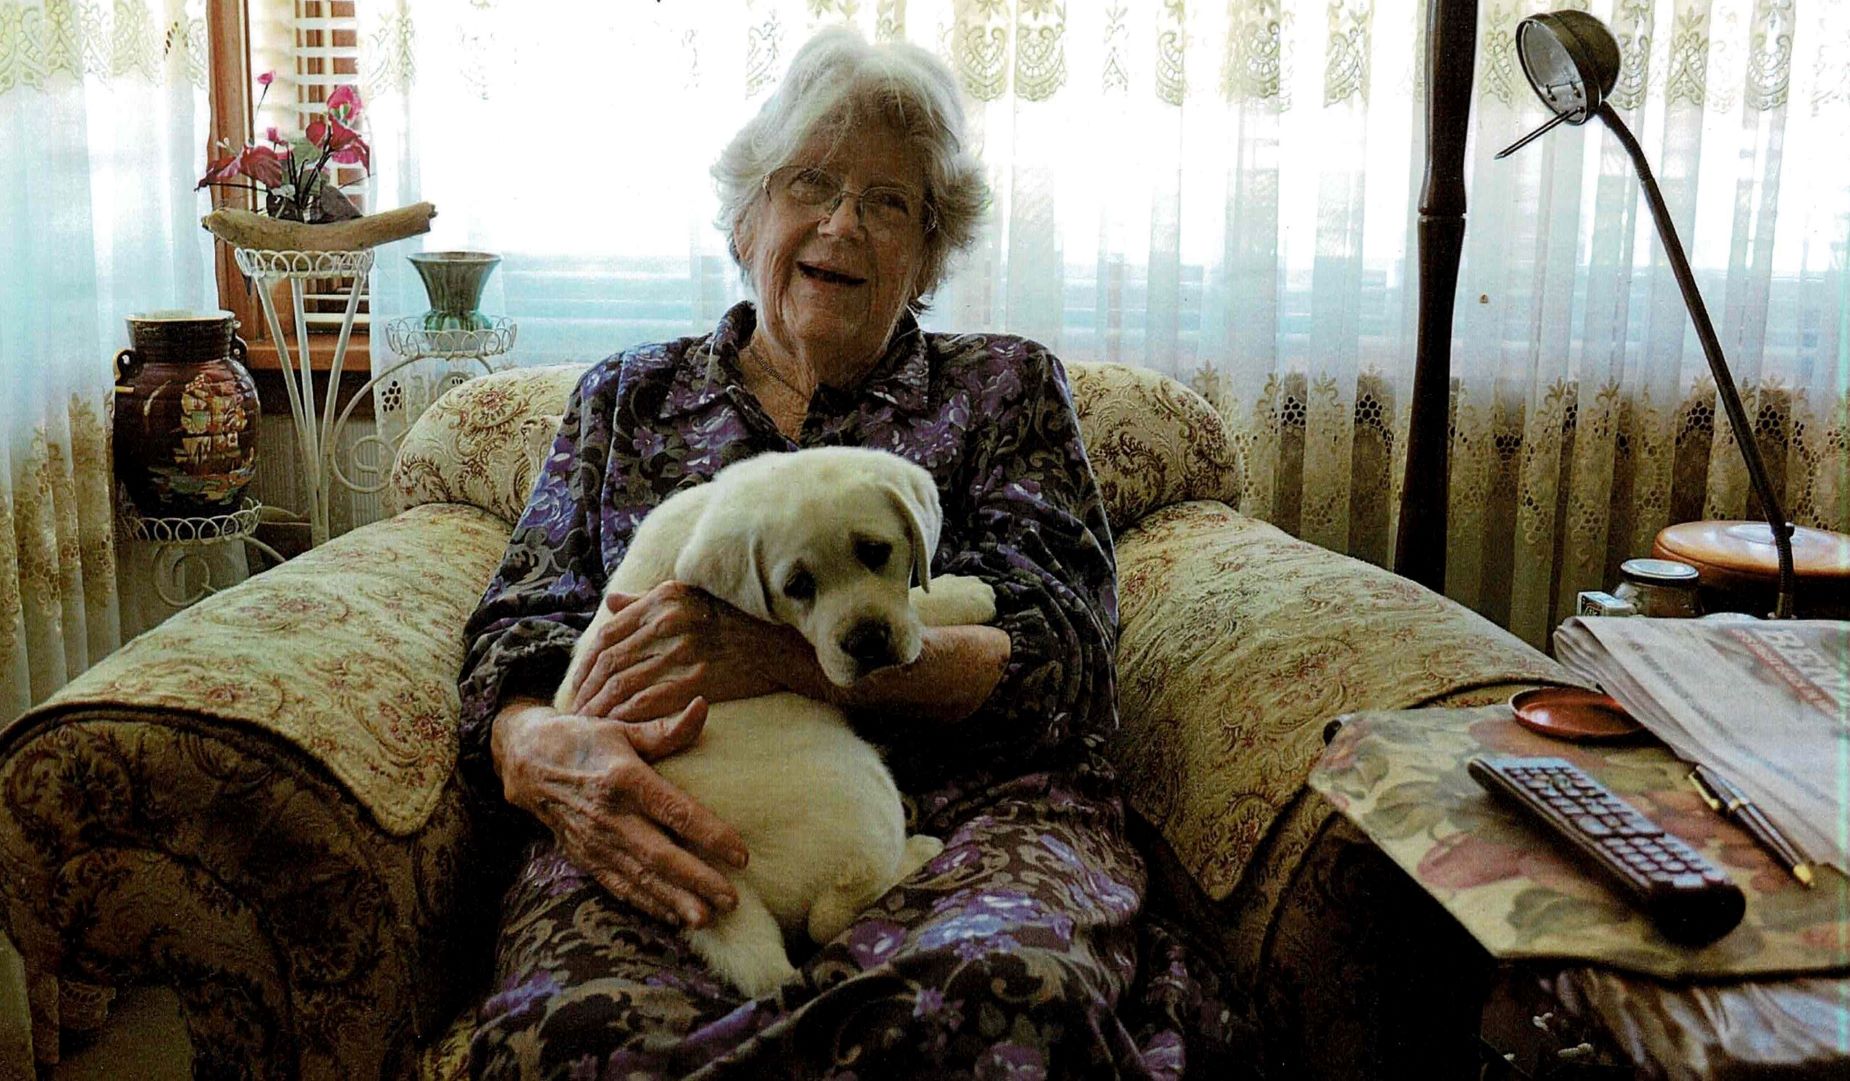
[1396,0,1479,593]
[1595,102,1797,618]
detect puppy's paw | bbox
[684,924,799,999]
[720,953,800,1000]
[900,834,945,880]
[912,574,996,627]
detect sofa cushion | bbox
[391,359,1240,534]
[390,365,585,524]
[1064,360,1241,523]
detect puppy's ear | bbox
[674,511,775,622]
[882,468,942,592]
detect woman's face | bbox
[738,122,929,385]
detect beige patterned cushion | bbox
[390,360,1239,536]
[1065,360,1242,524]
[390,365,585,524]
[15,502,510,836]
[1109,500,1575,901]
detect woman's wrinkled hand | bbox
[492,697,749,928]
[569,581,799,721]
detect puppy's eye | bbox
[783,569,816,602]
[855,539,891,571]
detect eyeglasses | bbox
[763,166,936,237]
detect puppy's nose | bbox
[840,620,895,670]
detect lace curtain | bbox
[355,0,1849,646]
[0,0,216,726]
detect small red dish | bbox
[1508,687,1643,742]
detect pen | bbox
[1688,765,1814,888]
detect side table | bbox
[1310,705,1850,1079]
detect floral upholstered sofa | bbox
[0,360,1572,1079]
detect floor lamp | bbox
[1495,10,1797,619]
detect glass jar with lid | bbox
[1613,558,1702,618]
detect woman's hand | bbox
[492,696,749,928]
[569,581,802,721]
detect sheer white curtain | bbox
[0,0,216,725]
[355,0,1848,645]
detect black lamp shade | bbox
[1516,11,1621,122]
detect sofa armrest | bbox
[1107,501,1574,903]
[0,503,512,1079]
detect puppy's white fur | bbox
[555,446,996,997]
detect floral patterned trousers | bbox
[470,769,1234,1079]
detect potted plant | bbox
[197,73,435,252]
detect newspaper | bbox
[1554,617,1850,874]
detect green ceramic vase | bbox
[409,251,500,332]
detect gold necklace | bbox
[743,343,811,399]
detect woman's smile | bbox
[797,261,866,286]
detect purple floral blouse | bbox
[457,301,1118,819]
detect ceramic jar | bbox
[1613,558,1702,618]
[409,250,501,331]
[113,310,259,518]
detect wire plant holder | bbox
[234,247,376,547]
[329,316,519,495]
[117,496,288,608]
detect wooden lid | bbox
[1654,520,1850,587]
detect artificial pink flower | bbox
[256,71,275,87]
[238,144,287,188]
[308,116,370,170]
[326,84,363,125]
[265,126,284,145]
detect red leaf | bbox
[323,118,370,171]
[196,153,242,190]
[238,144,287,188]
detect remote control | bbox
[1467,755,1745,944]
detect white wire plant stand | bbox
[234,248,374,547]
[117,496,288,608]
[233,247,517,546]
[336,316,519,498]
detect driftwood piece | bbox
[200,202,439,252]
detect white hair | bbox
[712,27,989,307]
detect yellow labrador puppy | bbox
[555,446,996,997]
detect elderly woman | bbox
[459,28,1230,1079]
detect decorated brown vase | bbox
[113,310,260,517]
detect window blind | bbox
[289,0,366,334]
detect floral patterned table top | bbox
[1309,706,1849,980]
